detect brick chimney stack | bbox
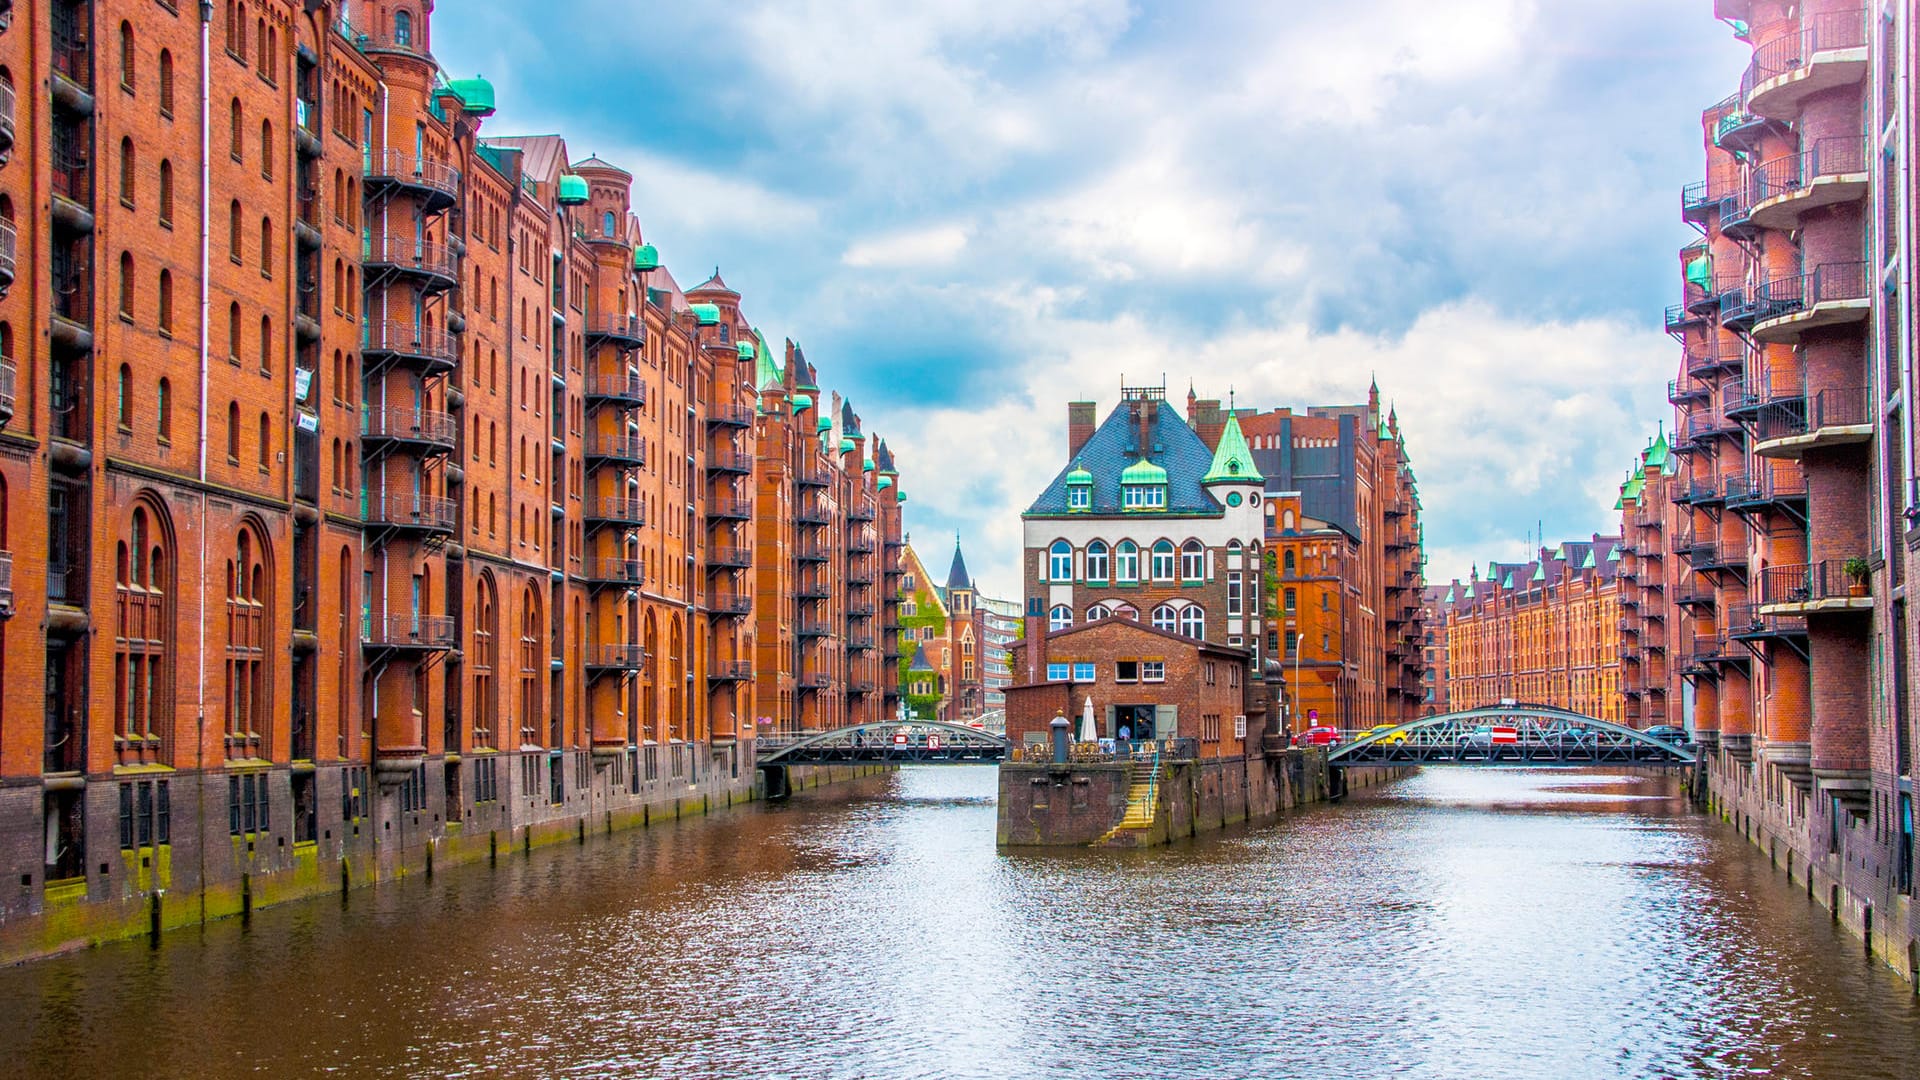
[1067,402,1097,458]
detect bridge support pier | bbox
[761,765,791,802]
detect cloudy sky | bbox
[432,0,1748,597]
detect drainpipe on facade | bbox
[196,0,214,897]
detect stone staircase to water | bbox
[1094,756,1161,846]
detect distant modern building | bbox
[894,535,1016,724]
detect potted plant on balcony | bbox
[1843,557,1871,598]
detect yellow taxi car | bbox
[1363,723,1410,745]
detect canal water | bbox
[1,768,1916,1079]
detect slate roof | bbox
[946,539,973,591]
[690,269,738,296]
[908,648,937,673]
[1026,400,1222,517]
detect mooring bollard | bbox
[1051,714,1071,763]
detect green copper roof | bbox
[1531,564,1547,583]
[863,458,875,473]
[1119,457,1168,485]
[633,244,660,272]
[792,393,812,412]
[1581,550,1596,569]
[897,490,907,503]
[1645,431,1670,471]
[1685,254,1712,289]
[1553,543,1568,561]
[817,415,833,433]
[1065,465,1093,486]
[1607,545,1621,563]
[1442,587,1455,604]
[839,437,857,453]
[754,330,782,391]
[690,303,720,326]
[1502,572,1515,589]
[447,77,496,116]
[557,174,589,205]
[877,476,892,491]
[1623,474,1645,501]
[735,340,756,362]
[1201,413,1264,485]
[1730,19,1749,40]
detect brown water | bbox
[0,767,1915,1079]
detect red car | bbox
[1297,726,1342,746]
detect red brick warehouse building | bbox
[0,0,904,961]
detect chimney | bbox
[1067,401,1097,459]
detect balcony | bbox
[708,659,754,683]
[1742,10,1869,122]
[848,504,877,522]
[584,313,646,348]
[1751,262,1871,343]
[707,450,753,475]
[849,679,876,695]
[362,321,458,376]
[362,237,458,291]
[796,466,832,488]
[1680,180,1713,226]
[1720,375,1766,421]
[1727,601,1808,644]
[585,496,646,528]
[1674,584,1715,609]
[363,149,461,212]
[797,506,831,526]
[362,613,457,653]
[798,580,831,600]
[0,549,11,616]
[585,374,647,409]
[1753,386,1870,459]
[1668,376,1710,406]
[1751,138,1869,230]
[1617,618,1640,636]
[1687,472,1733,507]
[798,671,832,691]
[361,407,456,455]
[706,497,751,521]
[708,545,751,569]
[798,619,831,638]
[1712,108,1770,155]
[364,492,457,537]
[586,557,646,588]
[1683,636,1734,676]
[1682,409,1740,445]
[585,434,646,467]
[1759,559,1873,616]
[1724,470,1807,516]
[1685,345,1741,379]
[1718,286,1762,334]
[586,644,648,673]
[848,535,876,555]
[706,404,754,429]
[796,543,829,562]
[1682,538,1745,575]
[0,355,13,428]
[708,591,752,616]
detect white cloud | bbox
[842,225,971,268]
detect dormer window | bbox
[1124,484,1165,509]
[1069,485,1091,510]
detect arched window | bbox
[229,200,243,261]
[114,503,172,761]
[1086,604,1111,622]
[228,302,243,359]
[1116,541,1139,583]
[1151,604,1178,633]
[116,365,133,428]
[225,525,271,755]
[1150,540,1175,581]
[1180,606,1205,639]
[230,99,243,161]
[158,159,174,225]
[257,411,271,468]
[157,270,173,334]
[1048,604,1073,632]
[119,138,135,205]
[227,401,241,460]
[157,378,172,441]
[603,210,616,237]
[158,50,174,116]
[259,315,272,369]
[1047,540,1073,582]
[118,252,135,317]
[1283,550,1296,574]
[394,10,414,46]
[1085,540,1109,583]
[259,216,273,275]
[259,120,273,180]
[1180,540,1205,581]
[119,22,135,89]
[473,575,498,748]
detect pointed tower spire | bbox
[1202,412,1264,485]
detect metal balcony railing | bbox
[585,435,646,466]
[362,321,458,370]
[709,659,755,681]
[1741,9,1868,101]
[584,314,646,346]
[1754,386,1869,443]
[363,492,457,533]
[0,217,13,294]
[1751,137,1868,203]
[1727,601,1807,641]
[707,450,753,474]
[1724,470,1807,509]
[586,373,647,405]
[708,591,752,615]
[588,644,648,670]
[362,148,461,202]
[1752,261,1869,326]
[708,546,751,569]
[1761,560,1869,606]
[362,237,459,282]
[588,557,646,587]
[361,407,457,449]
[363,613,457,650]
[0,356,14,425]
[706,404,754,428]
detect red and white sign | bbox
[1491,726,1519,745]
[927,734,942,751]
[894,732,909,746]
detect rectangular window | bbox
[1046,663,1070,682]
[1228,572,1243,616]
[1069,487,1090,509]
[1142,661,1165,682]
[1072,662,1095,682]
[1116,660,1140,683]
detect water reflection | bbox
[0,767,1915,1079]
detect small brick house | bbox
[1005,618,1272,759]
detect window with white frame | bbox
[1086,604,1111,621]
[1151,604,1178,632]
[1180,606,1205,639]
[1069,485,1091,509]
[1072,662,1095,682]
[1150,541,1175,581]
[1116,541,1139,582]
[1046,662,1069,681]
[1180,540,1205,581]
[1085,541,1109,582]
[1049,604,1073,631]
[1228,572,1243,616]
[1142,661,1166,682]
[1048,540,1073,581]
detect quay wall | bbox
[995,749,1408,847]
[0,752,883,966]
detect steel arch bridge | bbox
[1327,705,1695,767]
[756,721,1010,766]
